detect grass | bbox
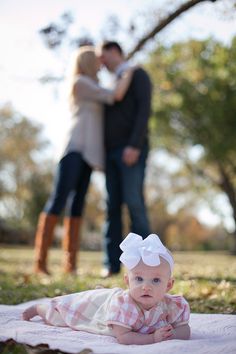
[0,245,236,314]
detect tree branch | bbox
[165,146,220,185]
[127,0,219,59]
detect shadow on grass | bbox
[0,340,92,354]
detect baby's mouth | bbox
[141,294,152,298]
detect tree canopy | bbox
[147,37,236,250]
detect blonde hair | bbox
[68,46,98,108]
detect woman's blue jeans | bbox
[103,144,150,273]
[44,152,92,217]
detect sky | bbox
[0,0,236,230]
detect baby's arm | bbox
[112,324,173,345]
[22,303,48,321]
[171,324,191,340]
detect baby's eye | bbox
[135,276,143,282]
[153,278,160,284]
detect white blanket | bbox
[0,299,236,354]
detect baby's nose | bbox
[142,282,152,290]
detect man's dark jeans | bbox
[44,152,92,217]
[104,145,150,273]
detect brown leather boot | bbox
[62,216,82,274]
[34,212,58,275]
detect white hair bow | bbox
[119,233,174,273]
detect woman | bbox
[34,46,134,275]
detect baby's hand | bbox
[153,324,174,342]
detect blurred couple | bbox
[33,41,152,277]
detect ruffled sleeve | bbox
[105,291,141,329]
[166,295,190,327]
[75,76,114,104]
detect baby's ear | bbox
[124,273,129,286]
[167,278,174,292]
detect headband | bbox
[119,233,174,273]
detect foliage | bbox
[23,172,53,228]
[149,205,230,251]
[0,104,53,230]
[147,37,236,249]
[149,38,236,158]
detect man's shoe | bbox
[100,268,119,278]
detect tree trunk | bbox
[218,163,236,254]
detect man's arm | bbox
[128,68,152,149]
[122,68,152,166]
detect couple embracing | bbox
[33,41,152,277]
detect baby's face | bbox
[125,258,174,310]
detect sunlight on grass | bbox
[0,246,235,314]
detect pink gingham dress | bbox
[43,287,190,336]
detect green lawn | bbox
[0,245,236,314]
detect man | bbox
[98,41,152,276]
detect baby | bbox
[22,233,190,345]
